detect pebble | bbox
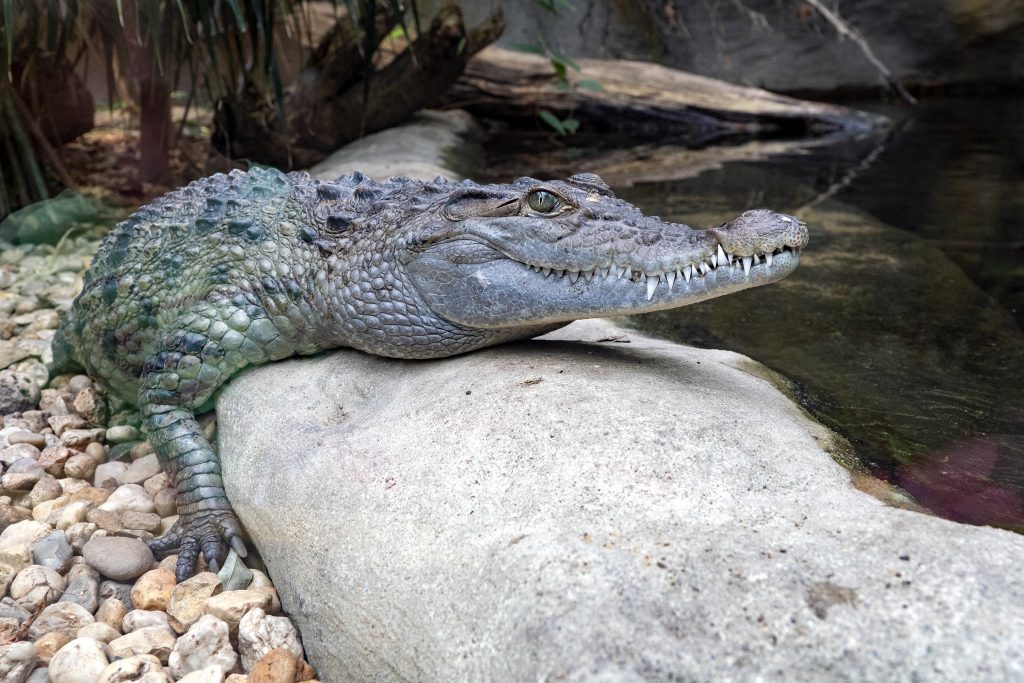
[85,442,107,464]
[83,536,154,581]
[9,564,64,611]
[109,625,177,663]
[0,443,41,467]
[60,428,104,450]
[96,654,166,683]
[72,387,108,426]
[123,609,174,634]
[0,370,41,414]
[178,665,227,683]
[238,608,304,673]
[25,667,50,683]
[95,596,127,631]
[99,579,134,610]
[47,414,87,436]
[0,519,51,547]
[63,454,97,481]
[38,446,73,476]
[169,614,238,680]
[248,648,314,683]
[0,596,31,622]
[93,461,128,488]
[153,489,177,517]
[87,508,124,532]
[0,503,32,532]
[32,530,74,573]
[1,472,40,491]
[77,621,122,643]
[29,476,63,508]
[131,568,177,611]
[168,572,223,633]
[58,563,100,613]
[67,376,93,394]
[98,484,155,514]
[57,503,91,532]
[7,431,45,449]
[124,454,163,486]
[143,471,172,496]
[206,589,273,633]
[27,601,95,639]
[49,637,109,683]
[106,425,141,444]
[123,510,162,532]
[0,641,38,683]
[35,630,72,663]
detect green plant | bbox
[0,0,420,218]
[510,0,601,136]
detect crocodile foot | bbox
[148,509,248,582]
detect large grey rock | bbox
[451,0,1024,93]
[218,319,1024,682]
[309,109,476,183]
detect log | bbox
[443,46,888,144]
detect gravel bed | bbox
[0,238,317,682]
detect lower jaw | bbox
[459,255,799,328]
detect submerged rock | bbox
[219,319,1024,681]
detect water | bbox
[479,97,1024,531]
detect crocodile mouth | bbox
[519,243,803,301]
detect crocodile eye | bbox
[527,190,561,214]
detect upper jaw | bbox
[497,209,809,301]
[521,242,803,301]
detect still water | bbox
[480,97,1024,531]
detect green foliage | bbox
[512,0,601,137]
[0,0,420,218]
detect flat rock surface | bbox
[218,319,1024,682]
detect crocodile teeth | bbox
[569,270,581,283]
[710,252,718,268]
[753,254,761,265]
[583,268,595,282]
[684,264,692,283]
[765,252,773,267]
[542,267,552,277]
[666,270,676,290]
[699,262,709,276]
[646,275,658,301]
[742,256,752,276]
[621,267,631,280]
[717,245,728,267]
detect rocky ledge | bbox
[218,319,1024,682]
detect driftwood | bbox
[443,47,888,144]
[215,2,503,169]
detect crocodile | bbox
[53,167,808,581]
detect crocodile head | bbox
[401,173,808,330]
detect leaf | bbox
[538,109,567,136]
[551,50,580,72]
[553,81,572,93]
[576,78,604,91]
[561,117,580,134]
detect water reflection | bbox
[480,97,1024,531]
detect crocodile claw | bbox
[148,509,247,583]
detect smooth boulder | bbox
[217,319,1024,682]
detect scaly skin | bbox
[54,167,808,580]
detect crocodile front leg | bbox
[143,404,246,580]
[140,301,288,580]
